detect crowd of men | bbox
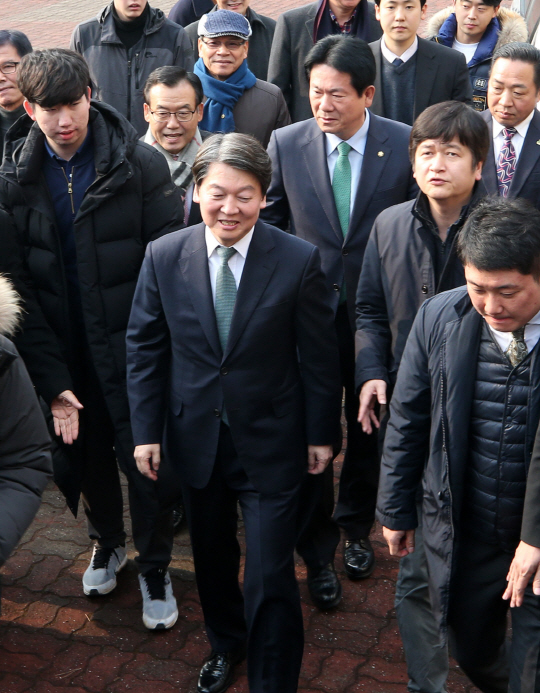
[1,0,540,691]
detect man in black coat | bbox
[262,35,416,609]
[268,0,382,122]
[0,49,185,630]
[369,0,471,125]
[126,133,341,693]
[481,42,540,210]
[378,197,540,692]
[356,100,488,693]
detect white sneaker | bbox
[82,545,128,596]
[138,568,178,630]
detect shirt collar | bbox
[143,126,203,161]
[489,307,540,341]
[44,128,93,162]
[492,108,535,140]
[205,226,255,259]
[325,109,370,156]
[380,36,418,64]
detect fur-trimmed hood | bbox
[426,6,528,47]
[0,276,21,338]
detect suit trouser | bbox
[73,359,178,575]
[448,534,540,693]
[395,511,449,693]
[181,423,304,693]
[296,303,380,567]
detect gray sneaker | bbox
[83,545,128,596]
[138,568,178,630]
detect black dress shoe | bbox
[197,651,236,693]
[306,562,342,610]
[172,501,185,534]
[343,538,375,580]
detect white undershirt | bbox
[492,108,535,164]
[487,307,540,353]
[205,226,254,302]
[452,38,478,64]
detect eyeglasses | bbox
[200,37,246,51]
[0,62,19,75]
[150,109,197,122]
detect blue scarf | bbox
[436,13,501,67]
[194,57,257,133]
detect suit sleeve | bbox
[274,89,292,131]
[267,15,293,111]
[376,302,432,531]
[521,421,540,547]
[140,146,185,244]
[451,51,473,105]
[295,246,342,446]
[355,222,392,389]
[126,243,171,445]
[261,131,291,231]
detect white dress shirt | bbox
[493,108,535,164]
[452,39,478,64]
[488,307,540,354]
[380,36,418,64]
[326,109,370,215]
[205,226,254,303]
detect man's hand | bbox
[382,526,415,557]
[134,444,161,481]
[358,379,387,434]
[503,541,540,607]
[307,444,333,475]
[51,390,83,445]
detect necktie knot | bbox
[217,246,236,264]
[505,325,528,366]
[392,57,404,66]
[337,141,352,157]
[503,127,517,140]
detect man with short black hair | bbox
[0,30,32,155]
[369,0,471,124]
[70,0,194,137]
[356,100,489,693]
[263,35,415,610]
[378,196,540,692]
[481,42,540,210]
[428,0,527,111]
[0,48,184,630]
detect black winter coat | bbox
[0,102,184,490]
[377,287,540,635]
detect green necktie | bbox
[215,246,237,351]
[332,141,352,237]
[505,326,528,367]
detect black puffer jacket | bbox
[70,3,194,136]
[0,101,184,463]
[0,276,52,569]
[377,287,540,636]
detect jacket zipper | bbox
[60,167,75,215]
[127,57,132,121]
[439,340,454,632]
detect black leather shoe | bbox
[343,538,375,580]
[172,501,185,534]
[307,563,342,610]
[197,651,235,693]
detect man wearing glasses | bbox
[194,10,290,148]
[0,30,32,157]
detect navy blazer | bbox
[481,108,540,210]
[262,113,417,328]
[126,220,341,494]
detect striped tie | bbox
[497,127,517,197]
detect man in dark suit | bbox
[262,35,416,609]
[268,0,382,122]
[126,133,341,693]
[481,42,540,209]
[369,0,471,124]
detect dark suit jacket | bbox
[481,109,540,210]
[126,220,341,494]
[268,1,382,123]
[369,36,472,123]
[261,114,416,328]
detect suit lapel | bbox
[510,111,540,197]
[370,40,384,116]
[481,113,499,194]
[302,126,344,243]
[349,114,390,233]
[223,221,278,359]
[179,224,222,359]
[414,39,438,118]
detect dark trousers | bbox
[181,424,304,693]
[296,303,380,567]
[448,535,540,693]
[73,360,178,575]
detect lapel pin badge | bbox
[537,140,540,145]
[377,151,384,157]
